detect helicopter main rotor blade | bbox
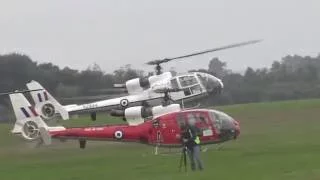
[59,94,128,101]
[0,89,43,96]
[88,88,128,94]
[146,39,262,65]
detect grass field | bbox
[1,99,320,180]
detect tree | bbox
[78,63,105,93]
[208,57,227,78]
[113,64,142,83]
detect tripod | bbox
[179,146,188,172]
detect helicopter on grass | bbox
[9,93,240,151]
[25,40,261,124]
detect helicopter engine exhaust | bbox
[110,109,125,117]
[125,77,150,94]
[110,106,152,119]
[125,73,173,95]
[110,104,181,125]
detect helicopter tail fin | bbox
[26,80,69,120]
[9,93,65,145]
[10,93,50,143]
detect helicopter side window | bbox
[179,76,198,87]
[171,78,179,89]
[183,84,201,96]
[196,112,210,125]
[186,112,210,133]
[184,89,191,96]
[187,113,197,126]
[190,84,202,94]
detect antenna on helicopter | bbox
[146,39,262,75]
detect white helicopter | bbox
[24,40,261,124]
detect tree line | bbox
[199,55,320,106]
[0,53,143,97]
[1,52,320,121]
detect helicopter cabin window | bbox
[184,89,191,96]
[190,84,202,94]
[178,76,198,87]
[186,112,211,132]
[196,112,210,125]
[176,112,212,136]
[182,84,202,96]
[171,78,179,89]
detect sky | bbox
[0,0,319,74]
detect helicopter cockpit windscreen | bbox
[196,72,221,93]
[210,110,234,129]
[209,109,236,140]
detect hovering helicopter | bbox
[9,93,240,150]
[25,40,261,123]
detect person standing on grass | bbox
[181,123,204,171]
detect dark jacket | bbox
[181,125,200,149]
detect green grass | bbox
[1,99,320,180]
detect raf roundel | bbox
[114,130,123,139]
[120,99,129,108]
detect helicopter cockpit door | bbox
[170,74,205,101]
[175,111,215,141]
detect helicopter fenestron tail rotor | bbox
[146,39,262,75]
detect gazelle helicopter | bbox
[24,40,261,124]
[9,92,240,150]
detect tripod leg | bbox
[183,147,187,172]
[179,148,184,172]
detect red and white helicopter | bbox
[9,93,240,150]
[25,40,261,122]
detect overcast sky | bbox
[1,0,319,74]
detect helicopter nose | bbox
[217,80,224,93]
[210,79,224,95]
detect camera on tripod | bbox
[179,131,190,172]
